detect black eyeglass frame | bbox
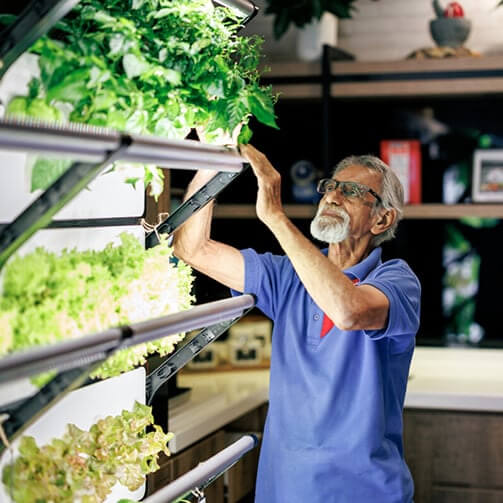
[316,178,383,205]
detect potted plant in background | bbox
[263,0,377,61]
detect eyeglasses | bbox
[316,178,383,205]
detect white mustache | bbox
[311,204,350,243]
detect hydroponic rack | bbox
[0,0,260,500]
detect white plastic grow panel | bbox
[0,367,147,502]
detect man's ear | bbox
[370,208,397,237]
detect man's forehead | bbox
[333,164,378,181]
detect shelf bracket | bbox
[0,134,132,269]
[145,164,250,248]
[145,306,253,404]
[0,0,80,78]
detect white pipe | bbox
[144,435,258,503]
[0,118,245,172]
[0,295,255,383]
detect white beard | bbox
[310,205,350,243]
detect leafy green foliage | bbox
[2,402,172,503]
[0,233,194,382]
[264,0,358,39]
[5,0,278,194]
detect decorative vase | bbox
[296,13,338,62]
[430,17,471,47]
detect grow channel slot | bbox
[143,434,258,503]
[145,306,253,404]
[0,0,80,78]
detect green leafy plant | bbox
[0,233,194,383]
[3,0,278,196]
[2,402,171,503]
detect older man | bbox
[174,144,420,503]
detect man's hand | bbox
[240,144,285,229]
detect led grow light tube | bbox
[0,118,245,171]
[143,435,258,503]
[0,295,255,384]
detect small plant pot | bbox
[429,17,471,48]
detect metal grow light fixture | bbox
[143,434,258,503]
[0,295,255,384]
[0,117,247,268]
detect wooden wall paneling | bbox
[430,412,503,488]
[403,410,435,503]
[431,486,503,503]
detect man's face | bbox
[310,165,383,244]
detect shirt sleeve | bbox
[361,258,421,351]
[230,248,286,320]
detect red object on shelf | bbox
[380,140,422,204]
[444,2,464,18]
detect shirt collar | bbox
[321,246,382,283]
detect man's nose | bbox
[324,186,344,205]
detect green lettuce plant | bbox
[3,0,278,197]
[2,402,171,503]
[0,233,194,383]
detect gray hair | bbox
[332,155,404,247]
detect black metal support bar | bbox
[0,135,132,269]
[145,165,250,248]
[0,0,80,78]
[146,307,253,404]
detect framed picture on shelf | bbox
[472,149,503,202]
[380,140,422,204]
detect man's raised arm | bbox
[173,169,245,292]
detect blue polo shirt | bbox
[232,247,421,503]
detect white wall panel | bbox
[243,0,503,62]
[0,150,145,220]
[13,225,145,256]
